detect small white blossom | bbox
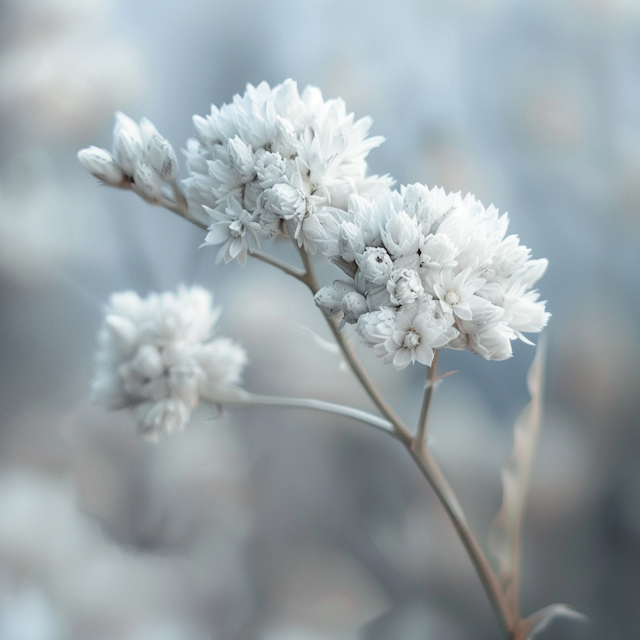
[92,286,247,441]
[112,111,143,176]
[204,198,261,267]
[140,117,179,181]
[355,247,394,285]
[380,210,421,258]
[383,301,457,369]
[387,269,424,306]
[357,308,396,358]
[260,182,306,220]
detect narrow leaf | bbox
[488,338,546,617]
[517,603,587,639]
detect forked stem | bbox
[161,200,513,638]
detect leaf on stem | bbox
[517,604,587,639]
[488,338,545,616]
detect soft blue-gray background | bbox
[1,0,639,638]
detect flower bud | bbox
[261,183,306,220]
[380,210,421,258]
[357,308,396,348]
[338,222,365,262]
[255,149,286,188]
[341,291,368,324]
[387,269,424,306]
[314,280,355,317]
[355,247,393,285]
[228,135,255,181]
[133,163,163,202]
[112,111,143,176]
[77,146,126,186]
[139,118,179,181]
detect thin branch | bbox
[413,349,440,453]
[214,388,393,434]
[405,443,516,637]
[295,244,412,442]
[247,248,307,282]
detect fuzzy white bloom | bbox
[322,182,549,365]
[92,286,247,441]
[78,112,179,204]
[184,79,392,260]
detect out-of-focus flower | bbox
[92,286,247,440]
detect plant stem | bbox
[413,350,439,453]
[297,242,513,637]
[403,437,515,637]
[247,248,307,282]
[214,388,394,434]
[296,245,412,441]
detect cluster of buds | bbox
[77,113,179,205]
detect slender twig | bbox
[247,248,307,282]
[213,388,393,434]
[296,245,412,441]
[413,350,439,453]
[405,442,515,637]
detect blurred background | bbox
[1,0,639,638]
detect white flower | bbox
[255,149,287,188]
[357,308,396,357]
[204,197,261,267]
[139,117,179,181]
[260,182,306,220]
[92,286,247,440]
[383,301,457,369]
[380,209,421,258]
[402,183,461,234]
[419,233,459,273]
[355,247,394,285]
[183,79,390,252]
[431,268,487,321]
[387,269,424,306]
[112,111,143,176]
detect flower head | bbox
[92,286,247,441]
[184,79,392,259]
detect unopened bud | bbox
[112,111,143,176]
[140,117,178,181]
[77,146,125,186]
[133,163,163,202]
[341,291,368,324]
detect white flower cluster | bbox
[79,79,549,370]
[92,286,247,440]
[78,112,178,204]
[184,79,393,265]
[314,186,549,367]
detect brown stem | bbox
[413,349,439,453]
[248,248,307,282]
